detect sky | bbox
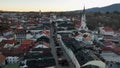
[0,0,120,12]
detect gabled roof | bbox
[18,44,30,50]
[114,30,120,33]
[3,29,12,33]
[102,40,120,54]
[35,44,48,48]
[75,22,81,28]
[113,47,120,54]
[103,27,113,32]
[21,40,34,45]
[103,41,116,48]
[1,40,17,44]
[15,29,26,33]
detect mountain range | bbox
[74,3,120,12]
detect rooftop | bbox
[21,40,34,45]
[0,54,5,62]
[101,51,120,63]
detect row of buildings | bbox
[0,10,120,68]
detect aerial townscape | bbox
[0,3,120,68]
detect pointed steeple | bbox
[78,6,88,31]
[39,10,41,16]
[83,6,85,14]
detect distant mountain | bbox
[75,3,120,12]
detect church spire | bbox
[83,6,85,14]
[78,6,88,31]
[39,10,41,16]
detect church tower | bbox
[39,10,41,16]
[79,6,88,31]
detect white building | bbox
[99,27,114,36]
[76,7,88,31]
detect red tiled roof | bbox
[104,41,116,47]
[114,30,120,34]
[103,27,113,32]
[15,29,25,33]
[21,40,34,45]
[101,47,113,51]
[1,40,17,44]
[102,41,117,51]
[43,42,50,48]
[5,29,12,32]
[113,47,120,54]
[3,29,12,33]
[0,54,5,62]
[18,44,30,50]
[75,22,81,28]
[11,22,21,26]
[103,35,119,41]
[42,30,50,35]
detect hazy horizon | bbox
[0,0,120,12]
